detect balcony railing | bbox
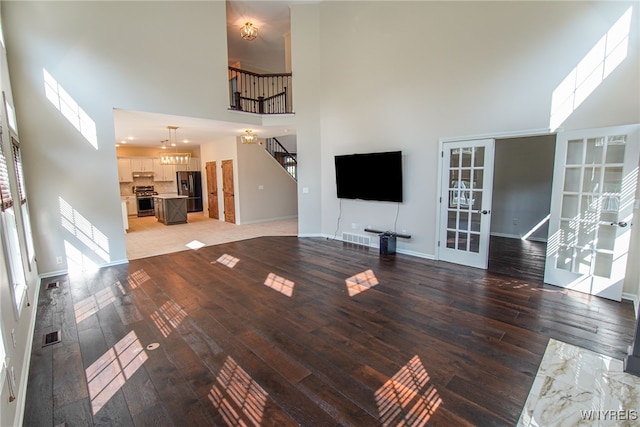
[228,67,293,115]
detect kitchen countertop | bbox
[153,194,188,199]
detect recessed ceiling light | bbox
[127,136,134,140]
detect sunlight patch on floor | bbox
[345,269,379,297]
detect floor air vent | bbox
[46,281,60,290]
[341,232,371,247]
[42,330,61,347]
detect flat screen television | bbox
[334,151,403,202]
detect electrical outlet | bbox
[513,218,518,225]
[56,256,63,264]
[351,223,357,229]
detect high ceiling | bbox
[114,1,293,148]
[226,0,292,73]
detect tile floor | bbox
[124,213,298,260]
[518,339,640,426]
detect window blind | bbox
[0,128,13,211]
[11,138,26,205]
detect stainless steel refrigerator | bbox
[176,171,203,212]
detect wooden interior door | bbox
[205,161,219,219]
[221,160,236,223]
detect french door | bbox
[544,125,639,301]
[438,139,495,269]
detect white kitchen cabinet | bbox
[152,160,176,182]
[130,158,154,172]
[175,157,200,172]
[122,200,129,232]
[122,196,137,216]
[117,158,133,182]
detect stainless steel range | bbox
[133,185,158,217]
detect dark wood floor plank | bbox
[23,345,54,427]
[24,236,636,427]
[53,398,94,427]
[52,342,88,409]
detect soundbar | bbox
[364,228,411,239]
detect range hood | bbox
[132,171,154,178]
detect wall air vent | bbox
[42,330,61,347]
[46,281,60,290]
[341,232,371,247]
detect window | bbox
[0,328,6,386]
[0,126,27,316]
[12,137,35,264]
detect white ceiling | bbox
[114,1,294,148]
[114,109,294,148]
[226,0,292,73]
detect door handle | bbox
[475,210,490,215]
[610,221,628,227]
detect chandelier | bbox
[240,22,258,41]
[159,126,191,165]
[240,129,258,144]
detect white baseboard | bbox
[39,269,68,279]
[15,280,41,427]
[298,233,326,238]
[396,248,436,260]
[490,232,547,243]
[39,259,129,280]
[311,234,435,260]
[622,292,639,317]
[237,215,298,226]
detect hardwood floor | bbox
[24,237,636,426]
[488,236,546,282]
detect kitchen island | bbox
[153,195,188,225]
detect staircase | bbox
[265,138,297,181]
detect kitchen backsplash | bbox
[120,177,178,196]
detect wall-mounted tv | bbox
[334,151,403,202]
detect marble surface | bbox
[518,339,640,427]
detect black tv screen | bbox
[334,151,403,202]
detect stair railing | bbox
[265,138,297,181]
[229,67,293,114]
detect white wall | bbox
[273,134,297,154]
[290,3,322,237]
[492,135,555,241]
[288,1,640,257]
[237,142,298,224]
[0,4,41,426]
[3,1,230,274]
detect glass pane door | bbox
[439,139,494,269]
[545,125,639,301]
